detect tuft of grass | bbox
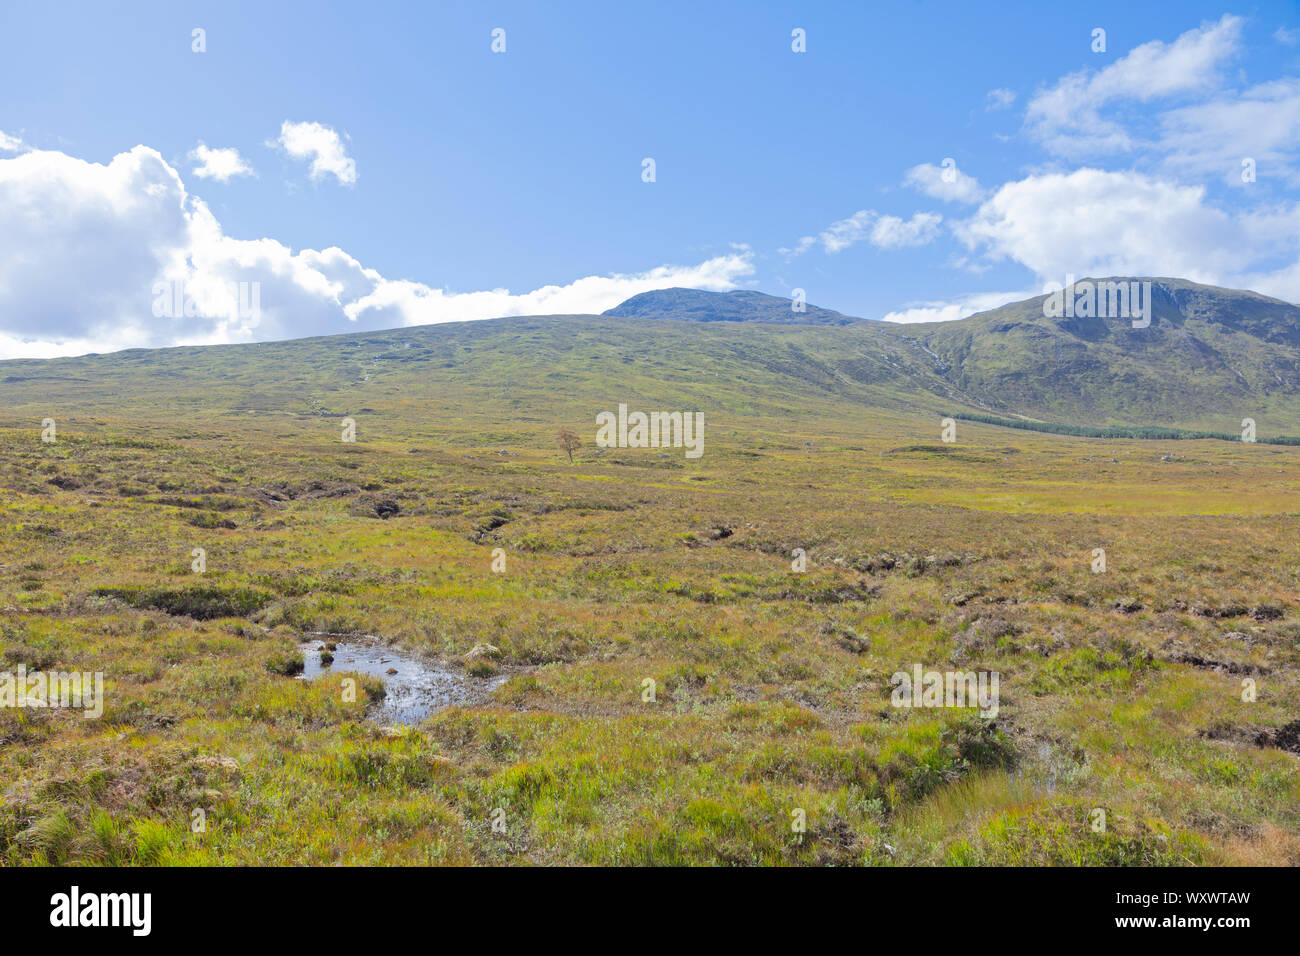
[93,584,274,620]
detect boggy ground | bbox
[1,398,1298,866]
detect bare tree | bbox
[557,428,582,463]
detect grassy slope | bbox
[899,277,1300,429]
[0,311,1298,866]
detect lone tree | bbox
[557,428,582,463]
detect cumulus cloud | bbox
[0,146,198,348]
[893,163,1300,320]
[0,143,755,359]
[190,143,254,182]
[783,209,942,256]
[904,162,985,203]
[872,18,1300,317]
[953,167,1300,296]
[0,131,24,153]
[1026,15,1242,156]
[275,120,356,185]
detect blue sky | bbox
[1,0,1299,356]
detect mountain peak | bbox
[602,287,864,326]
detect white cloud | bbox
[985,88,1016,111]
[0,146,199,349]
[781,236,817,257]
[345,255,753,327]
[1275,26,1299,46]
[1026,15,1243,157]
[879,287,1038,324]
[0,143,755,359]
[1158,78,1300,185]
[784,209,942,256]
[1237,260,1300,304]
[190,143,254,182]
[904,162,985,203]
[276,120,356,185]
[953,167,1300,295]
[0,131,24,153]
[819,211,876,253]
[869,212,943,248]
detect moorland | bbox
[1,278,1297,865]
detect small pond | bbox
[297,634,502,725]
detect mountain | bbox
[888,277,1300,427]
[3,278,1299,437]
[602,287,863,326]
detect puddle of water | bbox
[296,635,499,725]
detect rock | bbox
[465,643,501,661]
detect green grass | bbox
[0,309,1298,866]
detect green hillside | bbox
[895,277,1300,429]
[4,278,1297,440]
